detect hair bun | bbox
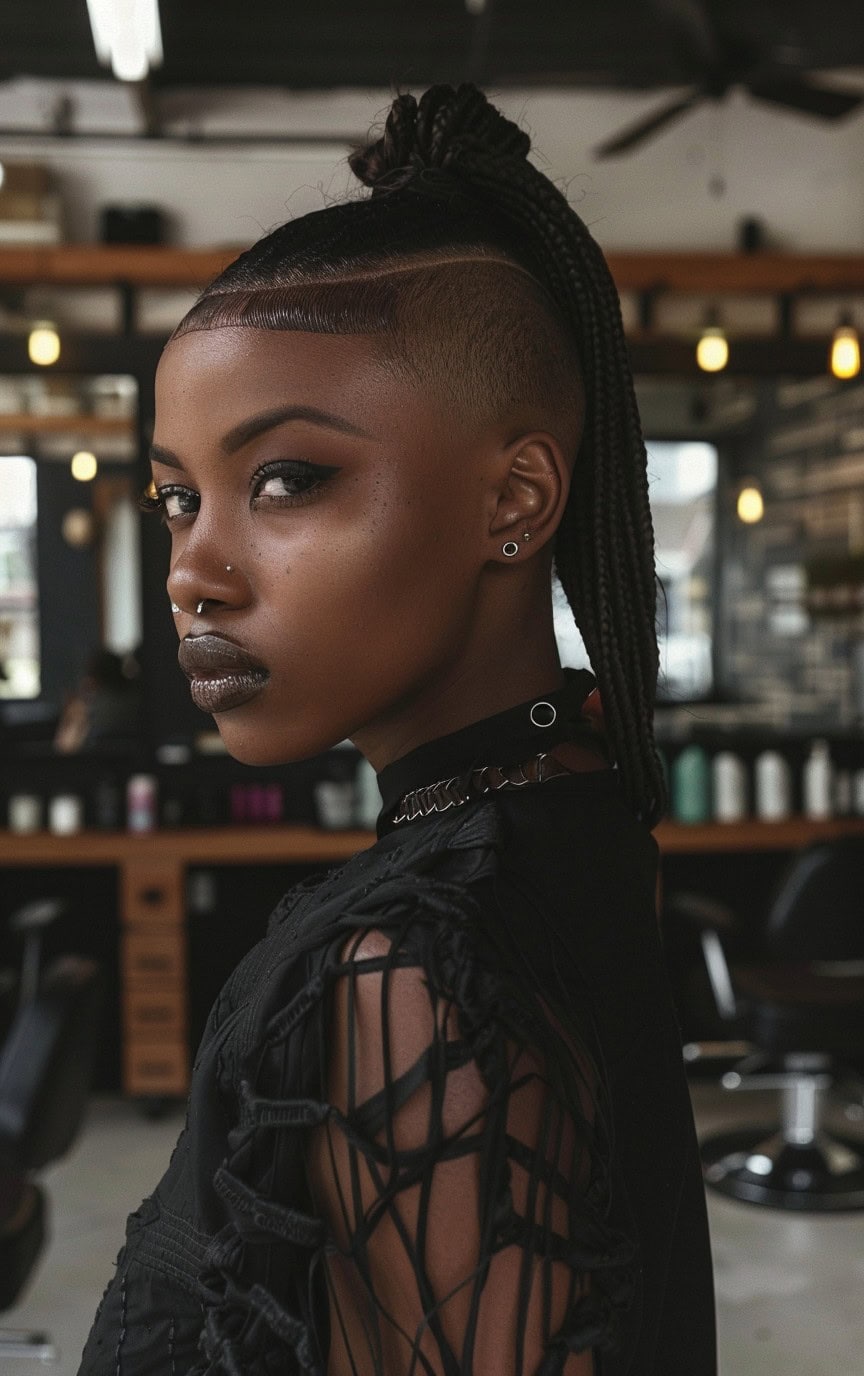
[349,84,532,194]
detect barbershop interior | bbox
[2,3,864,1372]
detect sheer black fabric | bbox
[77,671,716,1376]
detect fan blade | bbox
[593,91,703,158]
[749,78,863,121]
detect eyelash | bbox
[138,459,338,524]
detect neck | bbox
[352,618,564,774]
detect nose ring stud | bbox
[171,569,234,616]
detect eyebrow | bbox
[149,403,374,469]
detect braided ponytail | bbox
[351,86,668,828]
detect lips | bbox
[178,634,269,713]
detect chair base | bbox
[702,1123,864,1211]
[0,1328,57,1361]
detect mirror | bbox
[0,372,144,751]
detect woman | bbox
[78,84,716,1375]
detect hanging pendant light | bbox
[28,321,60,366]
[696,309,729,373]
[830,314,861,380]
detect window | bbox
[0,455,40,699]
[646,440,718,701]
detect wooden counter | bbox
[3,816,863,1098]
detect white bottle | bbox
[803,739,834,820]
[712,752,748,822]
[754,750,793,821]
[353,757,383,830]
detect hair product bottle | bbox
[754,750,793,821]
[802,739,834,820]
[712,751,748,822]
[671,745,711,824]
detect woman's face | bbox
[152,326,499,767]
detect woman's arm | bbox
[306,927,598,1376]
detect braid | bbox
[353,86,667,826]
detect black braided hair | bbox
[169,84,668,829]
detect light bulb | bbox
[696,326,729,373]
[830,323,861,380]
[28,322,61,366]
[737,486,764,524]
[71,450,98,482]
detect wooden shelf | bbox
[0,824,373,866]
[1,815,863,866]
[2,245,864,293]
[654,816,864,853]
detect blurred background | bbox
[1,2,864,1371]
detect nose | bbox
[167,543,250,617]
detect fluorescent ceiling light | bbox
[86,0,164,82]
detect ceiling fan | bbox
[593,0,864,158]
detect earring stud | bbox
[225,565,233,573]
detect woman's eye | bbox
[250,460,339,506]
[138,483,199,523]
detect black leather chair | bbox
[0,899,105,1360]
[668,835,864,1211]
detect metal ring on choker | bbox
[530,701,557,727]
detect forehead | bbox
[152,325,440,455]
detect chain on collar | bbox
[390,750,573,826]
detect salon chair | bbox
[667,835,864,1211]
[0,899,105,1360]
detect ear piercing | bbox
[502,530,533,557]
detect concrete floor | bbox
[2,1083,863,1374]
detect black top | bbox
[78,668,716,1376]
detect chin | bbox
[212,717,345,768]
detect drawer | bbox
[123,929,186,982]
[124,1040,189,1096]
[123,986,187,1039]
[122,861,184,926]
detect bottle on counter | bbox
[354,757,383,830]
[712,751,748,822]
[671,745,711,824]
[127,773,158,832]
[802,739,834,820]
[48,793,84,835]
[7,793,42,833]
[754,750,793,821]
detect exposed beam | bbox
[2,246,864,293]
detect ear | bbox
[487,434,570,561]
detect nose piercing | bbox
[170,601,181,614]
[196,600,207,615]
[225,564,233,572]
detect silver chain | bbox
[390,750,572,826]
